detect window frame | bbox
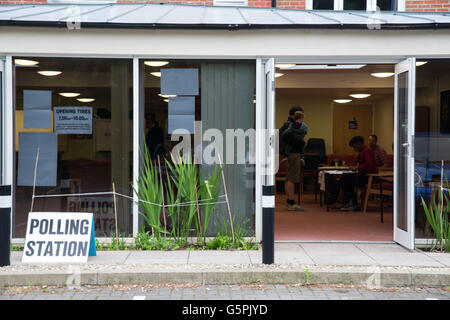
[305,0,405,11]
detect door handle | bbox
[402,143,409,147]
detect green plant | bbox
[304,268,311,285]
[421,180,450,252]
[133,144,164,239]
[95,239,104,251]
[134,230,180,250]
[106,232,127,251]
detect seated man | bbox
[368,134,387,167]
[340,136,377,212]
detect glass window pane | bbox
[377,0,394,10]
[414,60,450,240]
[141,59,256,237]
[397,70,408,232]
[14,57,133,238]
[313,0,334,10]
[344,0,367,10]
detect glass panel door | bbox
[394,58,416,250]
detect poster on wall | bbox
[23,90,52,129]
[54,106,92,134]
[17,132,57,187]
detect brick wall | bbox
[406,0,450,12]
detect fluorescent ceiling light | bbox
[37,70,62,77]
[334,99,352,104]
[14,59,39,66]
[59,92,80,98]
[416,61,428,67]
[150,72,161,77]
[77,98,95,103]
[371,72,394,78]
[275,73,284,78]
[275,63,295,69]
[279,64,366,70]
[349,93,371,99]
[145,61,169,67]
[158,94,177,98]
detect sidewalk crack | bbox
[354,244,379,265]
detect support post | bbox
[0,185,12,267]
[262,185,275,264]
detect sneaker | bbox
[340,202,357,211]
[287,203,306,211]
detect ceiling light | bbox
[371,72,394,78]
[37,71,62,77]
[150,72,161,77]
[77,98,95,103]
[59,92,80,98]
[163,99,169,103]
[349,93,371,99]
[416,61,428,67]
[334,99,352,104]
[279,64,366,70]
[158,94,177,98]
[145,61,169,67]
[275,73,284,78]
[14,59,39,66]
[275,63,295,69]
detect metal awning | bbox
[0,3,449,29]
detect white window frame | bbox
[306,0,406,11]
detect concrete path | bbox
[1,243,449,287]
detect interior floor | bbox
[275,192,393,242]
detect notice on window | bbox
[22,212,94,264]
[54,106,93,134]
[23,90,52,129]
[17,132,58,187]
[161,68,199,96]
[168,96,195,134]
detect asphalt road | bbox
[1,284,449,300]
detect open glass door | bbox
[394,58,416,250]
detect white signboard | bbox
[54,106,92,134]
[22,212,93,263]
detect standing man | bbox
[340,136,377,211]
[145,112,165,159]
[368,134,387,167]
[281,109,308,211]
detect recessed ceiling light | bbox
[14,59,39,66]
[275,63,295,69]
[334,99,352,104]
[37,71,62,77]
[59,92,80,98]
[349,93,371,99]
[163,99,169,103]
[150,72,161,77]
[77,98,95,103]
[371,72,394,78]
[416,61,428,67]
[275,73,284,78]
[158,94,177,98]
[145,61,169,67]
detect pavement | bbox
[1,243,449,287]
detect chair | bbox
[362,172,393,215]
[300,138,327,201]
[304,138,327,164]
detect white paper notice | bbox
[161,68,199,96]
[54,106,92,134]
[23,90,52,129]
[168,96,195,134]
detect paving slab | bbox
[421,252,450,267]
[125,251,189,265]
[248,247,314,265]
[299,243,377,265]
[187,250,251,265]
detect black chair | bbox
[304,138,327,165]
[301,138,327,202]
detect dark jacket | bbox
[281,121,308,158]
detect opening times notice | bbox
[54,106,92,134]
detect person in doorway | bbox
[368,134,387,167]
[340,136,377,211]
[281,110,308,211]
[145,112,165,159]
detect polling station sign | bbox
[54,106,92,134]
[22,212,94,263]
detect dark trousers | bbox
[340,173,368,205]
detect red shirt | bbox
[358,146,377,175]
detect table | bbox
[318,167,358,211]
